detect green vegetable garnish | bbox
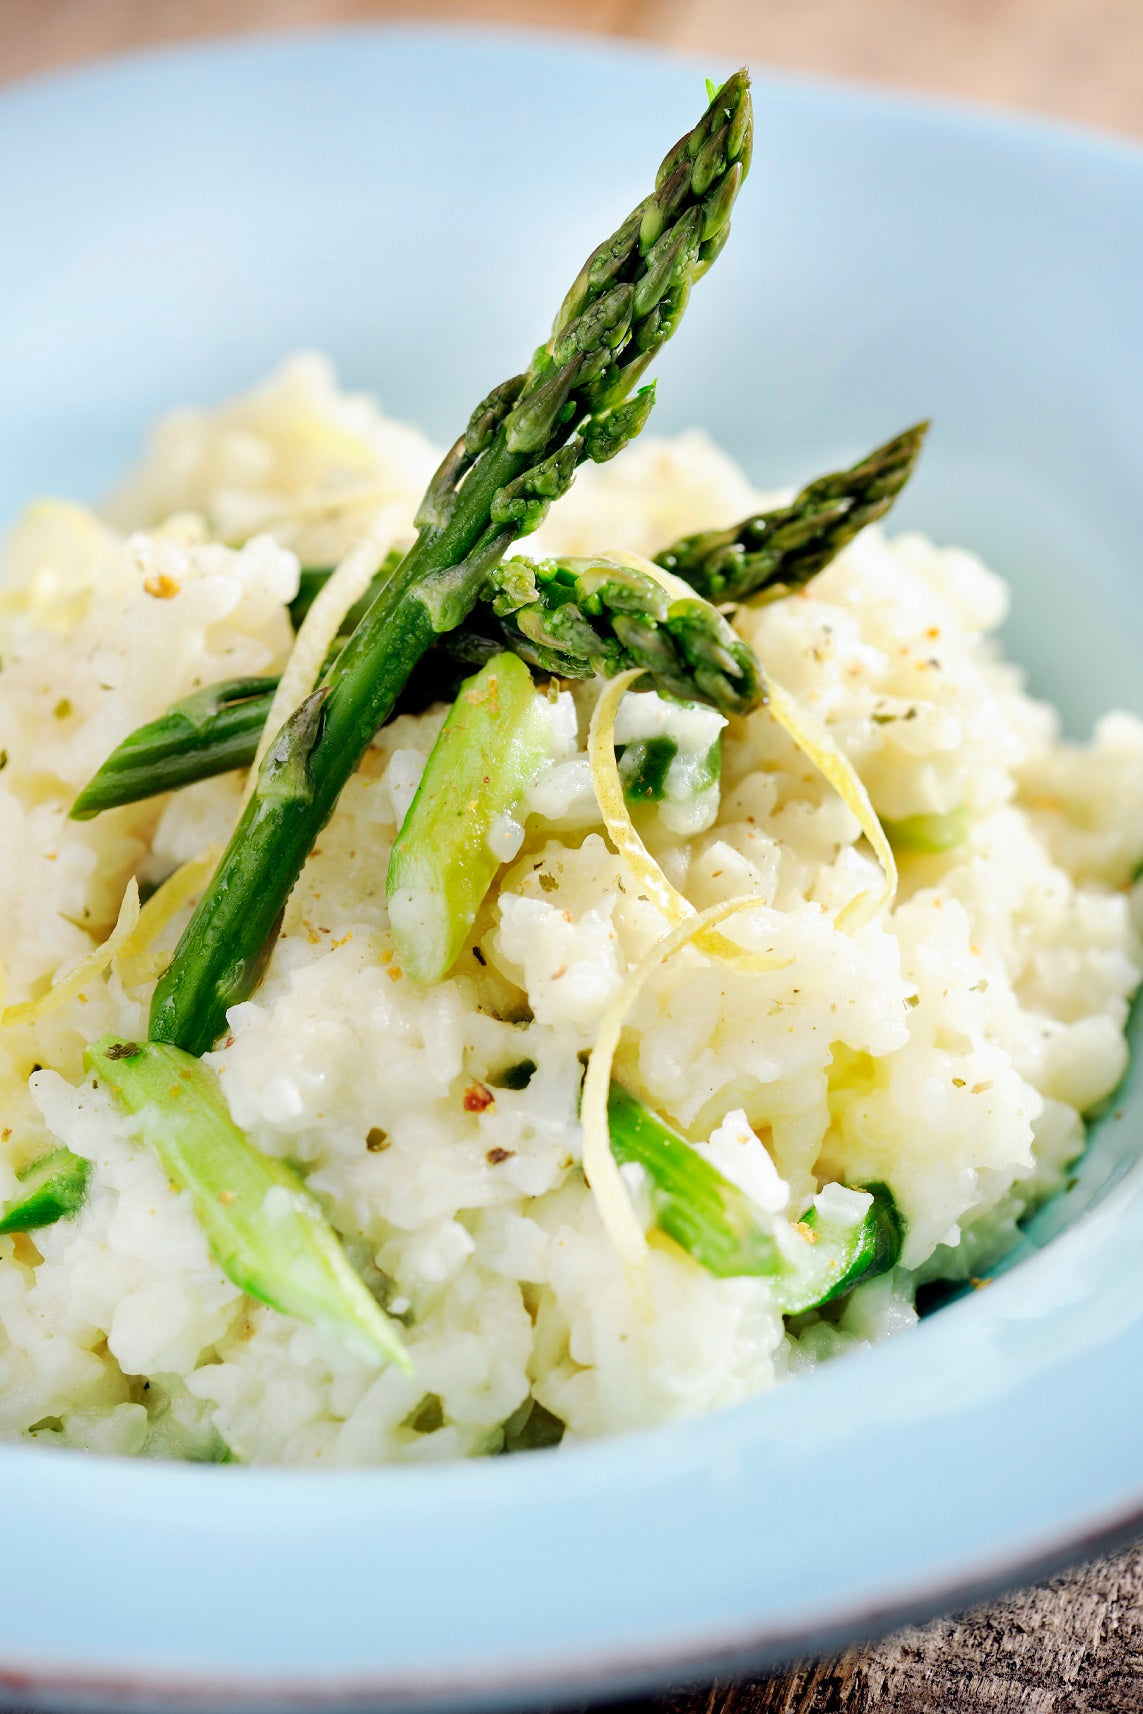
[618,733,721,804]
[70,551,754,819]
[0,1148,91,1236]
[656,420,928,603]
[608,1082,903,1308]
[85,1035,410,1370]
[387,652,552,984]
[883,806,971,854]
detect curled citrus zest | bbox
[0,879,140,1029]
[589,670,789,972]
[582,892,780,1301]
[242,504,408,805]
[765,676,897,930]
[116,845,223,988]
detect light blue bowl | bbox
[1,25,1141,1713]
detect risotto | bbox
[0,353,1140,1464]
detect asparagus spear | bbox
[149,73,753,1057]
[86,1035,410,1368]
[608,1081,902,1306]
[70,679,279,821]
[474,554,761,714]
[70,552,760,820]
[387,652,553,983]
[0,1148,91,1236]
[655,420,928,604]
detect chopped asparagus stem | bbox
[0,1148,91,1236]
[608,1082,782,1276]
[883,806,970,854]
[150,71,753,1056]
[85,1035,411,1370]
[618,732,721,803]
[655,421,929,604]
[607,1082,903,1307]
[775,1181,904,1315]
[387,652,552,984]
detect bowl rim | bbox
[1,22,1142,1711]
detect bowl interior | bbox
[0,25,1142,1707]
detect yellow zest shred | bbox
[242,503,407,806]
[581,891,780,1299]
[116,845,222,988]
[765,676,897,930]
[0,879,140,1029]
[588,670,789,972]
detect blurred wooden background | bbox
[3,3,1142,1712]
[3,0,1142,135]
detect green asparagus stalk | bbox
[387,653,553,983]
[85,1035,410,1368]
[607,1082,902,1307]
[149,72,753,1057]
[654,420,928,604]
[0,1148,92,1236]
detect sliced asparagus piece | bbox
[607,1082,902,1305]
[655,421,928,604]
[0,1148,91,1236]
[150,72,753,1057]
[617,732,721,804]
[608,1081,782,1277]
[775,1180,903,1315]
[387,653,552,984]
[85,1035,410,1369]
[883,806,970,854]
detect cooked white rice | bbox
[1,353,1140,1464]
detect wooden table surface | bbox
[3,4,1141,1712]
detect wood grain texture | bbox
[1,4,1141,1712]
[615,1538,1143,1714]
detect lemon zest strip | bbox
[241,504,408,806]
[765,676,897,931]
[0,880,140,1029]
[116,845,223,988]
